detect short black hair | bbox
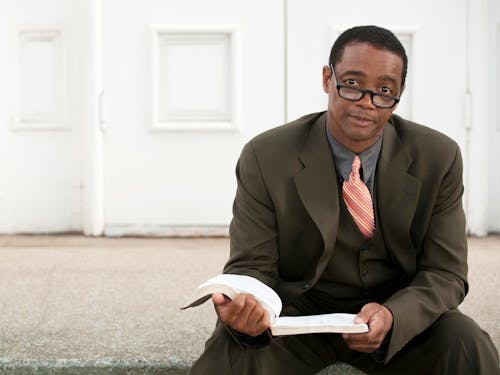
[329,25,408,87]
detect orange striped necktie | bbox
[342,155,375,239]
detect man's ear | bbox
[322,65,331,93]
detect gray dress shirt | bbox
[325,125,382,196]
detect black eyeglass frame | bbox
[329,64,401,109]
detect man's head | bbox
[323,25,407,153]
[329,25,407,87]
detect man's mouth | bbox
[348,114,375,126]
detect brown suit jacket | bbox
[224,111,468,362]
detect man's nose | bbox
[356,92,376,109]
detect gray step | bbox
[0,235,498,374]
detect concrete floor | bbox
[0,235,498,370]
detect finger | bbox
[235,294,258,328]
[346,334,383,351]
[343,329,384,344]
[342,332,369,342]
[260,309,271,330]
[249,309,272,337]
[344,333,381,346]
[363,305,393,340]
[246,303,267,331]
[225,294,250,322]
[240,295,271,336]
[220,294,268,337]
[245,307,267,336]
[214,293,247,325]
[354,302,381,324]
[342,333,378,348]
[343,334,382,353]
[212,293,230,306]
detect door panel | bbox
[102,0,285,234]
[0,0,84,232]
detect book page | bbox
[182,274,282,320]
[271,313,368,335]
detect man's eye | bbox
[380,87,392,94]
[345,79,358,85]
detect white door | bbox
[286,0,469,218]
[0,0,84,232]
[102,0,285,235]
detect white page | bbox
[272,313,368,334]
[190,274,282,317]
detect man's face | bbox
[323,42,404,153]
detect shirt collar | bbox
[325,125,383,185]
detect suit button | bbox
[303,283,311,290]
[360,244,370,253]
[362,270,368,278]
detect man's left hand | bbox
[342,302,393,353]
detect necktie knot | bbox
[351,155,361,178]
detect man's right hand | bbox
[212,292,271,337]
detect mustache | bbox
[348,112,376,122]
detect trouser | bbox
[188,310,499,375]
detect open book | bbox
[182,274,368,336]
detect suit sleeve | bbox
[221,142,280,348]
[223,142,280,286]
[383,145,468,362]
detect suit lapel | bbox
[293,113,339,282]
[293,114,420,281]
[377,122,421,278]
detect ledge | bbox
[0,235,497,374]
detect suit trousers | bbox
[188,310,499,375]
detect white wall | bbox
[0,0,498,235]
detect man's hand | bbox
[342,302,393,353]
[212,293,271,337]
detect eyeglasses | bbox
[330,64,400,109]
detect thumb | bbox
[354,303,379,324]
[212,293,231,307]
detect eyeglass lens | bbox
[338,87,396,108]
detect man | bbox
[189,25,499,374]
